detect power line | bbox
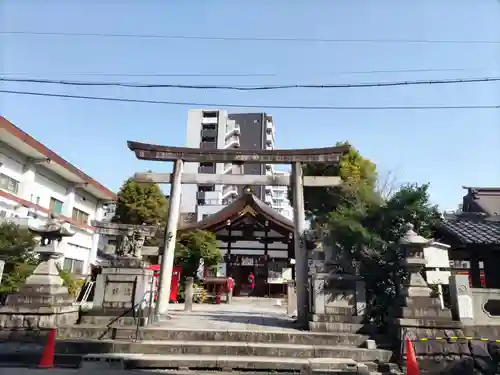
[1,89,498,111]
[2,76,500,91]
[1,31,499,45]
[1,67,497,78]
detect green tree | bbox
[174,230,221,280]
[289,142,378,227]
[0,222,38,294]
[113,175,168,225]
[327,183,442,325]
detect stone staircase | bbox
[41,306,393,374]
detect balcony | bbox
[224,135,240,149]
[266,120,273,133]
[223,163,233,174]
[265,185,273,195]
[225,123,241,139]
[264,194,273,205]
[201,116,218,125]
[222,184,238,199]
[265,143,273,151]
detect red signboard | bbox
[170,266,182,302]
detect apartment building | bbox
[181,110,276,221]
[271,170,294,221]
[0,117,116,274]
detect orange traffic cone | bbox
[38,328,56,369]
[405,337,420,375]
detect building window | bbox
[200,162,214,168]
[72,208,89,224]
[0,173,20,194]
[198,185,215,192]
[201,136,216,143]
[49,197,63,214]
[63,257,84,274]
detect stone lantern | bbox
[398,223,434,303]
[0,215,79,328]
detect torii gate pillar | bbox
[155,159,184,319]
[291,162,309,326]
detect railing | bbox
[97,289,155,342]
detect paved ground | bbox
[157,297,298,331]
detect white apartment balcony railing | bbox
[265,144,273,151]
[201,116,218,125]
[224,135,240,149]
[265,164,273,171]
[264,194,273,205]
[265,185,273,195]
[266,120,273,133]
[225,123,241,139]
[199,198,224,206]
[222,185,238,199]
[223,163,233,174]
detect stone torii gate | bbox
[128,141,349,326]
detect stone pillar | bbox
[184,277,194,312]
[287,280,297,317]
[0,259,4,283]
[155,159,184,319]
[291,162,309,326]
[449,274,474,325]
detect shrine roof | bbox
[439,213,500,245]
[180,192,294,233]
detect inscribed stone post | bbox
[81,221,156,326]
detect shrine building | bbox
[179,190,299,297]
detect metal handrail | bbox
[97,289,154,341]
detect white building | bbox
[181,110,276,221]
[0,117,116,275]
[270,170,294,221]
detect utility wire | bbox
[1,31,499,44]
[1,67,496,78]
[1,89,498,111]
[2,76,500,91]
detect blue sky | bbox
[1,0,499,210]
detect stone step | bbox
[324,306,356,315]
[309,322,373,334]
[81,353,367,373]
[58,340,392,363]
[312,314,364,323]
[57,326,369,346]
[399,306,452,320]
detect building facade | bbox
[270,170,294,221]
[0,117,116,275]
[181,109,276,221]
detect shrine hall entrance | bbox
[179,191,295,298]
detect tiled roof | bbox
[440,214,500,245]
[180,192,294,233]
